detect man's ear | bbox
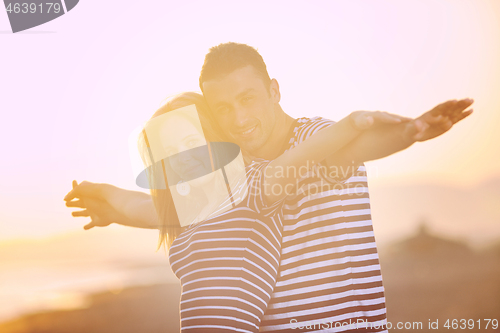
[269,78,281,103]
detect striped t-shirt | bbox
[255,116,388,333]
[168,160,285,333]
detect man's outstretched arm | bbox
[321,98,474,179]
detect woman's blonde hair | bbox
[137,92,232,252]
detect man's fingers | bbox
[452,109,473,124]
[430,98,473,118]
[426,99,473,126]
[449,99,474,118]
[442,100,460,117]
[430,99,457,117]
[72,209,90,217]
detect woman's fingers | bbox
[72,209,90,217]
[353,111,412,130]
[371,111,412,124]
[383,112,412,123]
[64,180,101,201]
[64,180,78,201]
[83,221,96,230]
[65,199,86,208]
[66,181,108,230]
[350,111,372,130]
[402,120,421,140]
[64,185,80,201]
[377,112,400,123]
[412,119,430,141]
[355,114,374,129]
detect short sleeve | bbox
[244,159,287,217]
[295,117,355,185]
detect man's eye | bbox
[242,96,253,104]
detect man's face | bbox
[202,65,278,154]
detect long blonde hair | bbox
[137,92,229,252]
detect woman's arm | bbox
[64,181,159,230]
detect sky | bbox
[1,0,499,241]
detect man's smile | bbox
[234,124,258,139]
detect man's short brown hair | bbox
[199,42,272,92]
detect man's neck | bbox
[251,106,295,160]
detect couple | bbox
[64,42,473,332]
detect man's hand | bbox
[404,98,474,142]
[321,97,475,182]
[64,180,121,230]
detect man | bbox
[65,42,473,332]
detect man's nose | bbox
[232,106,251,128]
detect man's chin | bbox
[235,138,265,156]
[228,131,267,155]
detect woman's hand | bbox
[64,180,159,230]
[349,111,412,131]
[64,180,121,230]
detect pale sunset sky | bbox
[1,0,499,241]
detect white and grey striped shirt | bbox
[256,116,388,333]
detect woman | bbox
[137,92,284,333]
[136,91,398,333]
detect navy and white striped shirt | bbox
[169,160,285,333]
